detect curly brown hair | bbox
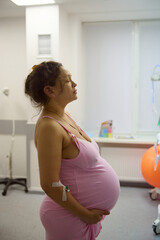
[25,61,62,108]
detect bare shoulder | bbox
[37,117,61,131]
[35,117,63,146]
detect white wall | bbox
[0,135,26,178]
[0,17,27,120]
[59,6,69,68]
[26,5,59,69]
[25,5,60,122]
[0,17,27,179]
[64,14,85,126]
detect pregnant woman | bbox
[25,61,120,240]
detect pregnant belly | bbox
[75,157,120,211]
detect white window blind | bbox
[83,20,160,135]
[83,22,133,135]
[138,21,160,132]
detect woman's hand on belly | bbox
[84,209,110,224]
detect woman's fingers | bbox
[102,210,110,215]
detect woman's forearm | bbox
[43,185,92,223]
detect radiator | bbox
[101,146,148,182]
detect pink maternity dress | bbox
[39,116,120,240]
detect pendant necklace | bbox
[44,109,83,136]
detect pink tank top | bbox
[41,115,120,211]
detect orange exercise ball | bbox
[141,146,160,188]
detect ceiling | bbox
[0,0,160,18]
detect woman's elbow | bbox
[40,182,51,194]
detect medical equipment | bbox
[0,87,28,195]
[150,65,160,234]
[154,133,160,171]
[152,205,160,235]
[152,65,160,115]
[151,65,160,81]
[52,181,70,201]
[142,135,160,235]
[148,134,160,235]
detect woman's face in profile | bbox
[54,67,78,102]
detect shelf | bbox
[94,136,156,148]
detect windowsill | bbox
[94,135,157,147]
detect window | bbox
[83,21,133,135]
[83,20,160,136]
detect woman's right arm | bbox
[36,119,109,224]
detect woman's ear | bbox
[43,86,56,98]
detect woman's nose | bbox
[72,81,77,87]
